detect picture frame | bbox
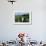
[13,11,32,25]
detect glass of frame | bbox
[13,11,32,25]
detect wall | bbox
[0,0,46,42]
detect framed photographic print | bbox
[13,11,32,25]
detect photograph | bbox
[14,11,32,25]
[15,13,29,22]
